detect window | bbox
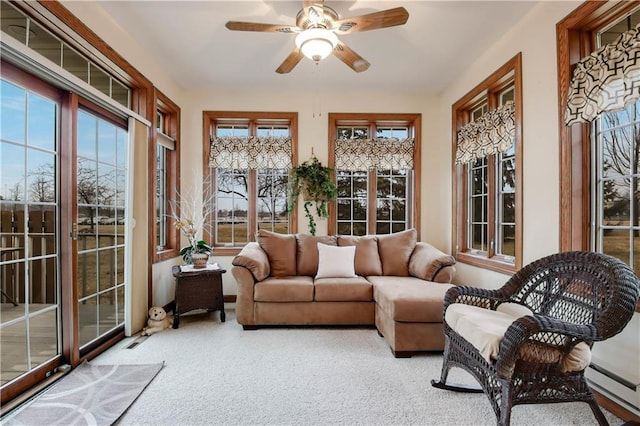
[152,91,180,262]
[452,54,522,274]
[559,3,640,278]
[204,111,297,252]
[1,1,130,108]
[329,113,421,236]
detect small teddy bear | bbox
[141,306,174,336]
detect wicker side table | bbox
[171,265,226,328]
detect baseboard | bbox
[593,389,640,423]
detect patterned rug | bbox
[3,361,163,426]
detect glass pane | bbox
[90,64,110,98]
[98,120,117,165]
[77,251,97,298]
[112,80,129,108]
[353,222,366,236]
[392,200,405,221]
[99,290,117,334]
[471,224,486,251]
[376,176,390,198]
[98,208,116,249]
[376,222,390,234]
[392,223,405,233]
[471,196,486,222]
[77,111,96,160]
[28,205,56,257]
[217,222,232,244]
[117,285,125,324]
[1,80,26,143]
[98,164,116,206]
[28,309,57,370]
[116,247,125,284]
[353,176,367,198]
[233,222,248,243]
[27,256,56,308]
[116,128,127,168]
[337,175,351,197]
[27,149,55,203]
[62,45,88,83]
[98,248,115,291]
[602,229,630,265]
[27,92,56,151]
[353,199,367,221]
[78,295,97,347]
[502,193,515,223]
[337,199,351,220]
[337,222,351,235]
[472,167,487,195]
[77,159,97,204]
[392,176,406,198]
[1,142,25,201]
[376,200,390,220]
[501,225,516,257]
[27,20,62,66]
[501,158,516,191]
[115,168,126,207]
[602,180,630,223]
[1,2,28,44]
[0,320,28,383]
[602,128,633,179]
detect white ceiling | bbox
[89,1,538,95]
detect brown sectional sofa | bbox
[231,228,456,357]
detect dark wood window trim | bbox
[557,1,640,314]
[151,89,180,263]
[203,111,298,256]
[452,53,523,275]
[327,113,422,237]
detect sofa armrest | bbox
[232,242,270,281]
[409,242,456,283]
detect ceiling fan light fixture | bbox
[295,28,337,62]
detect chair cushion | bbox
[370,276,453,323]
[254,276,314,302]
[257,229,297,277]
[376,228,417,276]
[296,234,337,276]
[337,235,383,276]
[314,276,373,302]
[445,303,591,372]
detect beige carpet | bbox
[3,361,163,425]
[87,309,621,426]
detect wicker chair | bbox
[431,251,640,426]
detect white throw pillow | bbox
[315,243,357,279]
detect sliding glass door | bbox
[1,63,129,400]
[1,75,61,387]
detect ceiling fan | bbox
[225,1,409,74]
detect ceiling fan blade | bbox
[332,41,370,73]
[334,7,409,35]
[276,48,304,74]
[225,21,298,33]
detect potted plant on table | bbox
[169,174,215,268]
[287,156,337,236]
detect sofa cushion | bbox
[314,276,373,302]
[232,242,270,281]
[408,242,455,282]
[445,303,591,372]
[370,276,453,323]
[316,243,357,279]
[337,235,383,276]
[376,228,417,276]
[296,234,337,276]
[254,276,314,302]
[257,229,297,277]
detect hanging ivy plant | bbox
[287,156,338,236]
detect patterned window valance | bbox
[455,101,515,165]
[565,24,640,125]
[208,136,292,169]
[334,137,414,171]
